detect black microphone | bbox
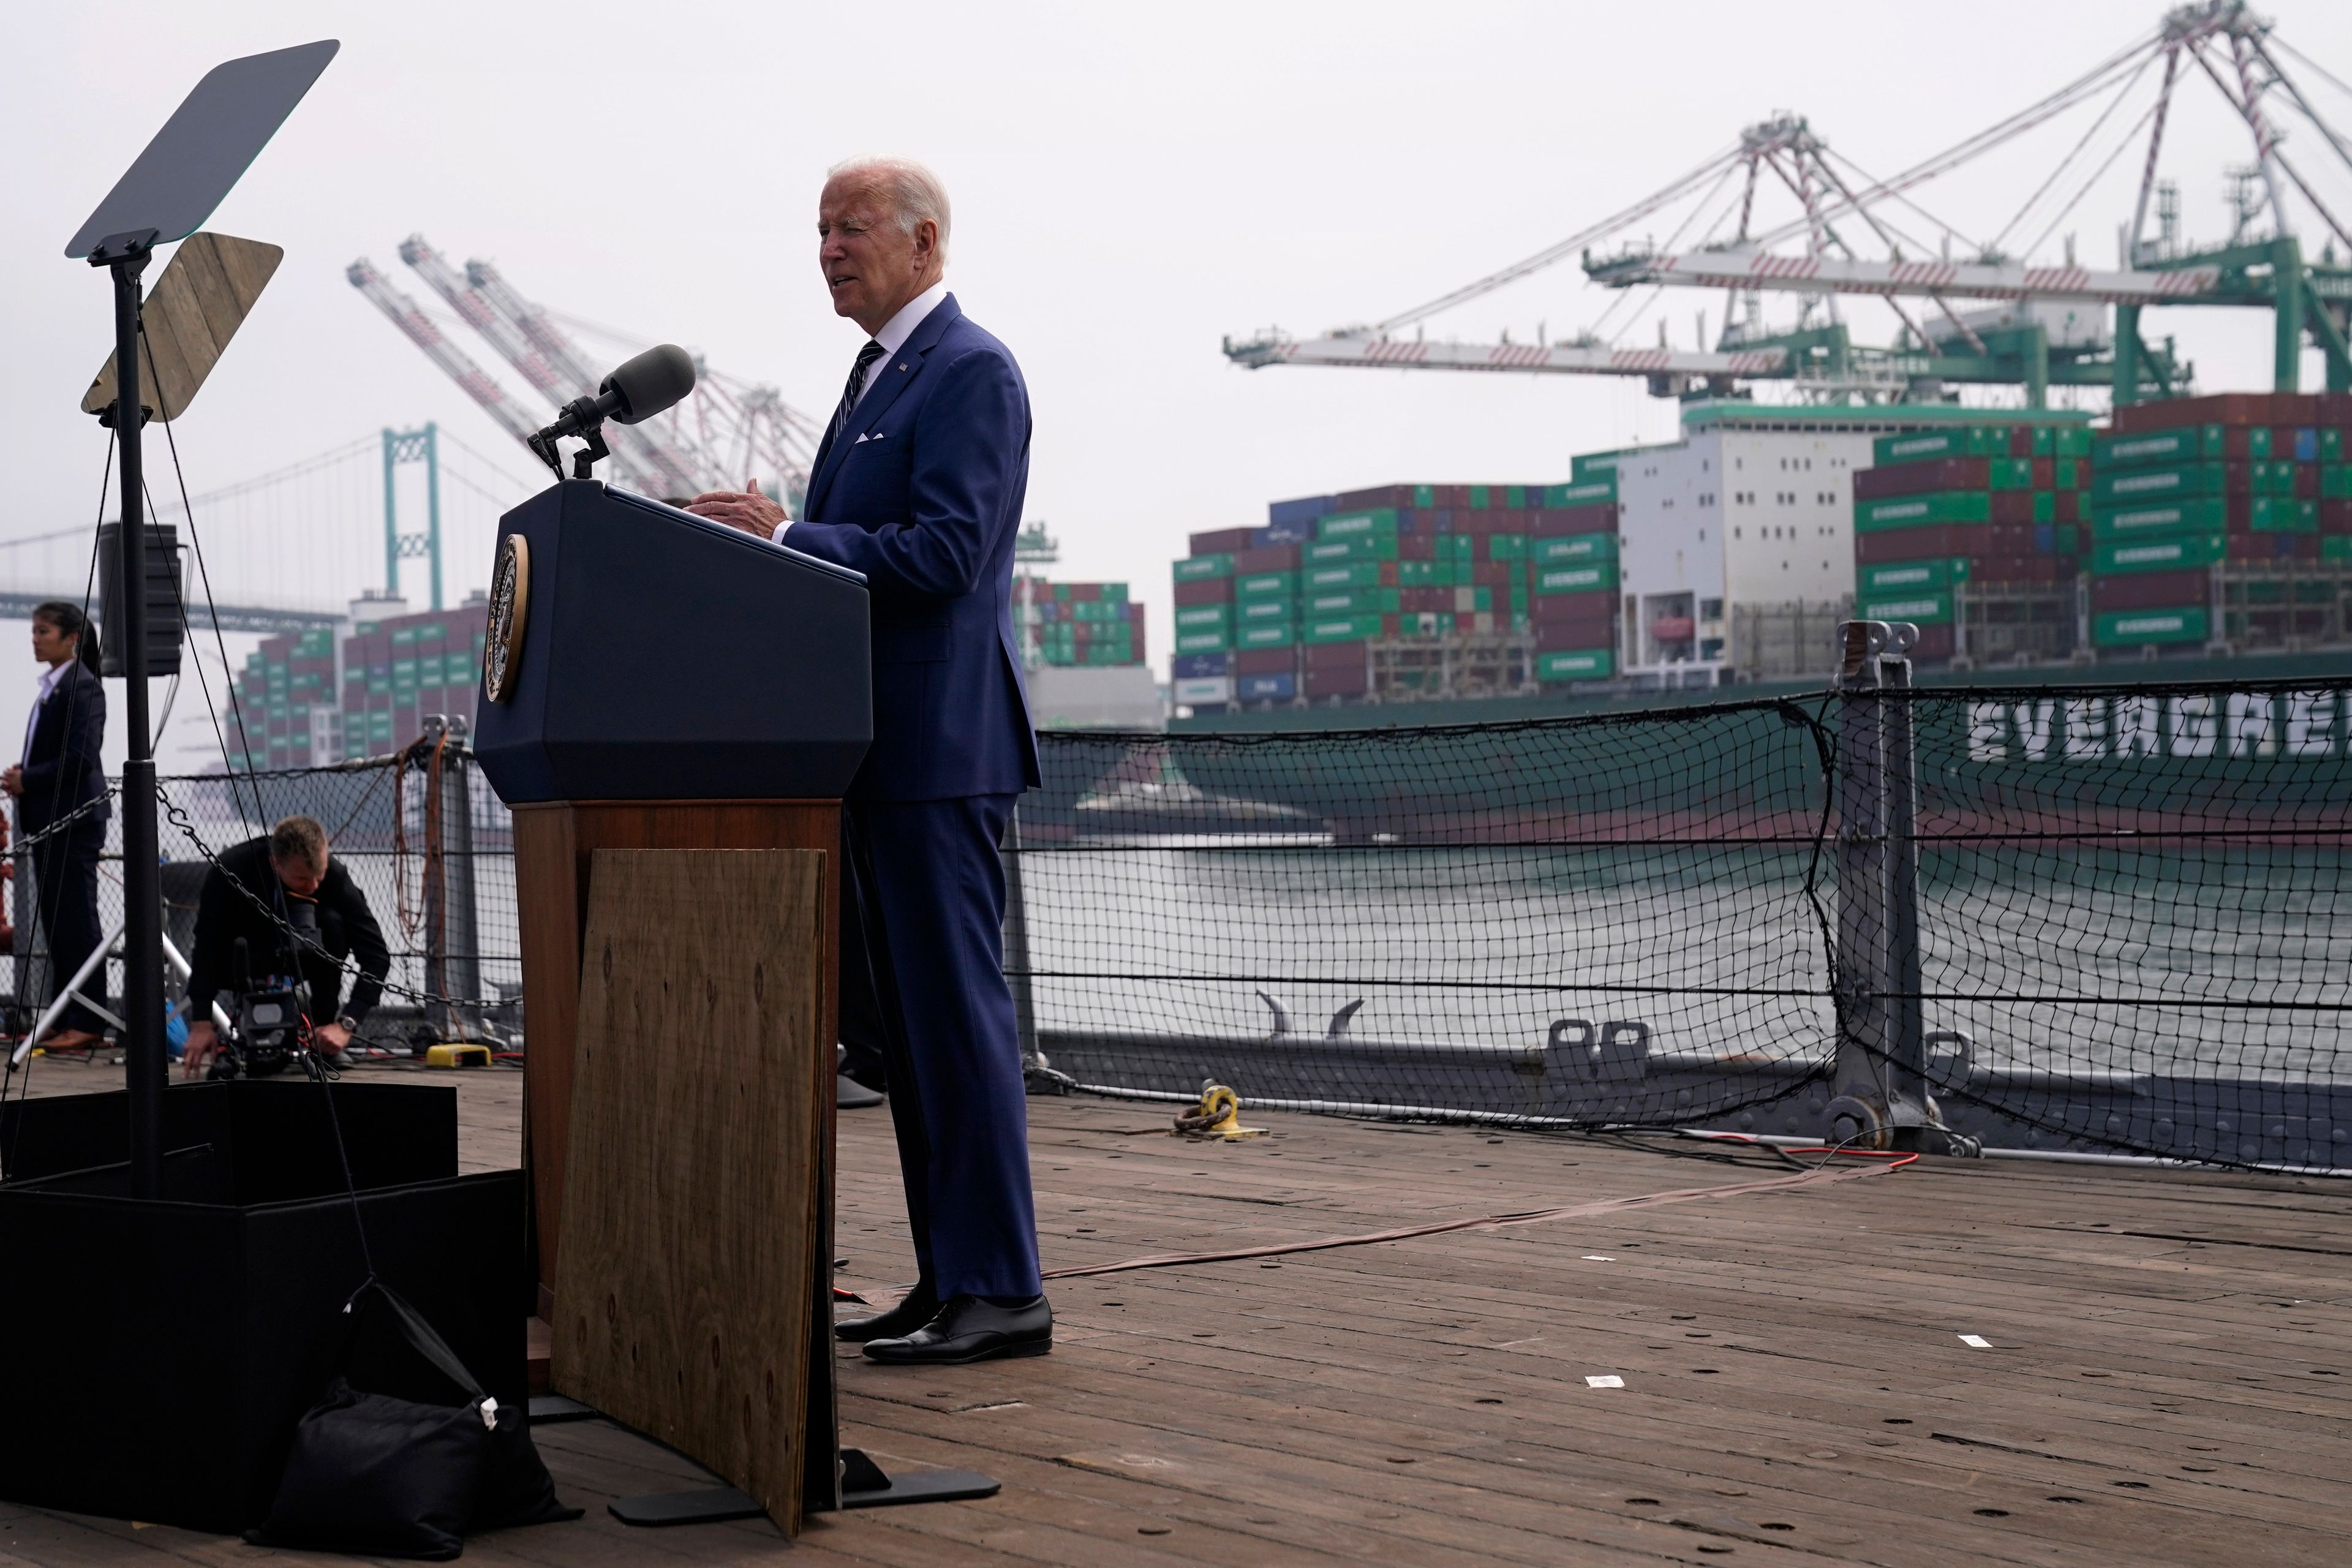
[527,344,697,478]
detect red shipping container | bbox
[1856,523,2037,562]
[2296,464,2320,500]
[1235,646,1297,676]
[1536,621,1618,652]
[2323,499,2352,534]
[2228,532,2308,562]
[1968,555,2062,584]
[1531,503,1619,538]
[1173,578,1233,605]
[2109,393,2269,433]
[1854,457,1988,501]
[1335,484,1414,511]
[1303,664,1369,698]
[1189,527,1255,554]
[2030,457,2054,489]
[1398,534,1438,560]
[1471,561,1514,587]
[1303,639,1370,670]
[1991,491,2037,525]
[2092,570,2208,612]
[1911,624,1956,660]
[1232,545,1300,573]
[2056,490,2081,524]
[2270,393,2322,424]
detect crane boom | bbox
[1587,248,2223,304]
[456,254,710,497]
[396,234,673,492]
[1226,332,1789,377]
[345,259,545,447]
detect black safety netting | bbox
[1016,679,2352,1170]
[7,745,519,1056]
[9,679,2346,1169]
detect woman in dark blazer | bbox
[3,602,110,1049]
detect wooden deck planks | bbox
[1,1059,2346,1566]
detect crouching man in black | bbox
[183,815,390,1074]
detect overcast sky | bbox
[4,0,2350,772]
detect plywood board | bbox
[552,847,827,1532]
[81,232,282,421]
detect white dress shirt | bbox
[21,660,69,768]
[773,279,951,542]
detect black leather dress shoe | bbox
[834,1284,938,1343]
[862,1294,1052,1365]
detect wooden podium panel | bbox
[512,800,840,1290]
[551,847,829,1532]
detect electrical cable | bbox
[2022,97,2167,266]
[1988,49,2159,255]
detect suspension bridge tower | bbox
[382,423,443,610]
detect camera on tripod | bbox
[206,904,317,1081]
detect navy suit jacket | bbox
[783,294,1041,802]
[19,660,109,836]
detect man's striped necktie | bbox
[831,340,886,446]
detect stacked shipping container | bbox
[1850,420,2090,660]
[1016,579,1147,668]
[1171,477,1627,709]
[2088,393,2347,650]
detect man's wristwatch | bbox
[335,1014,361,1035]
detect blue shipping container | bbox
[1268,495,1335,529]
[1254,519,1314,546]
[1170,652,1234,679]
[1237,672,1297,701]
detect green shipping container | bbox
[1412,484,1436,507]
[1319,508,1400,539]
[2033,490,2056,524]
[1989,457,2034,490]
[1532,532,1619,564]
[2092,426,2223,469]
[1174,554,1233,581]
[2053,458,2080,490]
[2093,606,2211,648]
[1303,587,1399,616]
[1857,590,1954,627]
[1305,561,1386,590]
[1873,430,1966,466]
[2052,426,2092,459]
[1235,598,1294,622]
[2319,464,2352,498]
[1303,535,1399,564]
[2090,462,2224,506]
[1860,557,1970,594]
[1571,451,1631,483]
[1533,562,1619,595]
[1303,614,1385,644]
[1536,649,1616,681]
[2323,535,2352,563]
[1487,533,1528,560]
[2320,429,2341,461]
[1175,629,1233,654]
[1542,477,1616,507]
[2089,497,2226,540]
[2092,532,2225,575]
[1234,570,1298,599]
[1855,491,1991,530]
[1396,560,1457,587]
[1237,622,1296,649]
[2249,496,2318,533]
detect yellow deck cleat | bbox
[423,1043,493,1068]
[1172,1080,1267,1140]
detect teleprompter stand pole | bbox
[94,230,167,1200]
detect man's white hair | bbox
[828,156,951,260]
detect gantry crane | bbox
[1227,1,2351,406]
[345,258,546,445]
[350,245,821,506]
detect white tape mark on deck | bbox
[1582,1254,1616,1262]
[1585,1375,1626,1389]
[1958,1334,1992,1349]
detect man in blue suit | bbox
[688,156,1049,1365]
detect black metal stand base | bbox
[607,1448,1000,1526]
[527,1394,598,1424]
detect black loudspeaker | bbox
[471,480,872,802]
[0,1080,526,1535]
[97,518,186,677]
